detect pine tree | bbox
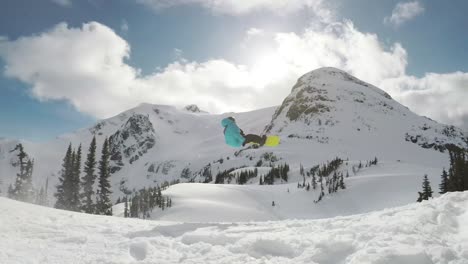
[10,144,35,202]
[10,144,27,198]
[299,163,305,185]
[96,138,112,215]
[68,145,82,211]
[416,192,424,202]
[23,159,35,202]
[417,174,433,202]
[44,177,49,206]
[332,171,338,193]
[282,163,289,182]
[311,173,317,190]
[439,168,449,194]
[55,144,73,209]
[446,145,468,192]
[131,196,138,217]
[315,181,325,203]
[166,196,171,208]
[161,194,166,210]
[81,137,97,213]
[202,166,213,183]
[339,173,346,189]
[123,197,128,217]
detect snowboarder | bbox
[221,117,267,148]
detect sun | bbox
[249,52,289,88]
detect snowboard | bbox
[264,135,280,147]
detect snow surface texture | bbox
[1,192,468,264]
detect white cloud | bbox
[0,22,285,117]
[381,73,468,129]
[121,20,129,33]
[1,21,467,130]
[136,0,334,22]
[384,1,424,27]
[247,28,264,37]
[270,21,408,87]
[0,22,138,117]
[51,0,72,7]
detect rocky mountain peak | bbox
[264,67,467,152]
[293,67,392,99]
[184,104,205,113]
[121,114,154,136]
[108,114,157,173]
[266,67,397,133]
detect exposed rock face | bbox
[405,123,468,152]
[108,114,157,173]
[184,104,203,113]
[265,68,400,134]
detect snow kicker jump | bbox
[221,117,280,148]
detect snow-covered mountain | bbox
[1,67,467,216]
[265,67,467,152]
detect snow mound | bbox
[1,192,467,263]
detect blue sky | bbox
[1,0,467,141]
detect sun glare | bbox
[250,52,289,88]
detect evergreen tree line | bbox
[315,157,343,178]
[7,144,48,205]
[260,163,289,185]
[54,136,113,215]
[119,185,173,219]
[308,171,346,203]
[213,163,289,185]
[201,165,213,183]
[214,168,237,184]
[184,165,213,183]
[441,145,468,192]
[351,157,378,175]
[235,168,258,185]
[296,158,346,203]
[417,145,468,203]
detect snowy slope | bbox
[1,192,467,264]
[0,67,467,216]
[148,161,443,222]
